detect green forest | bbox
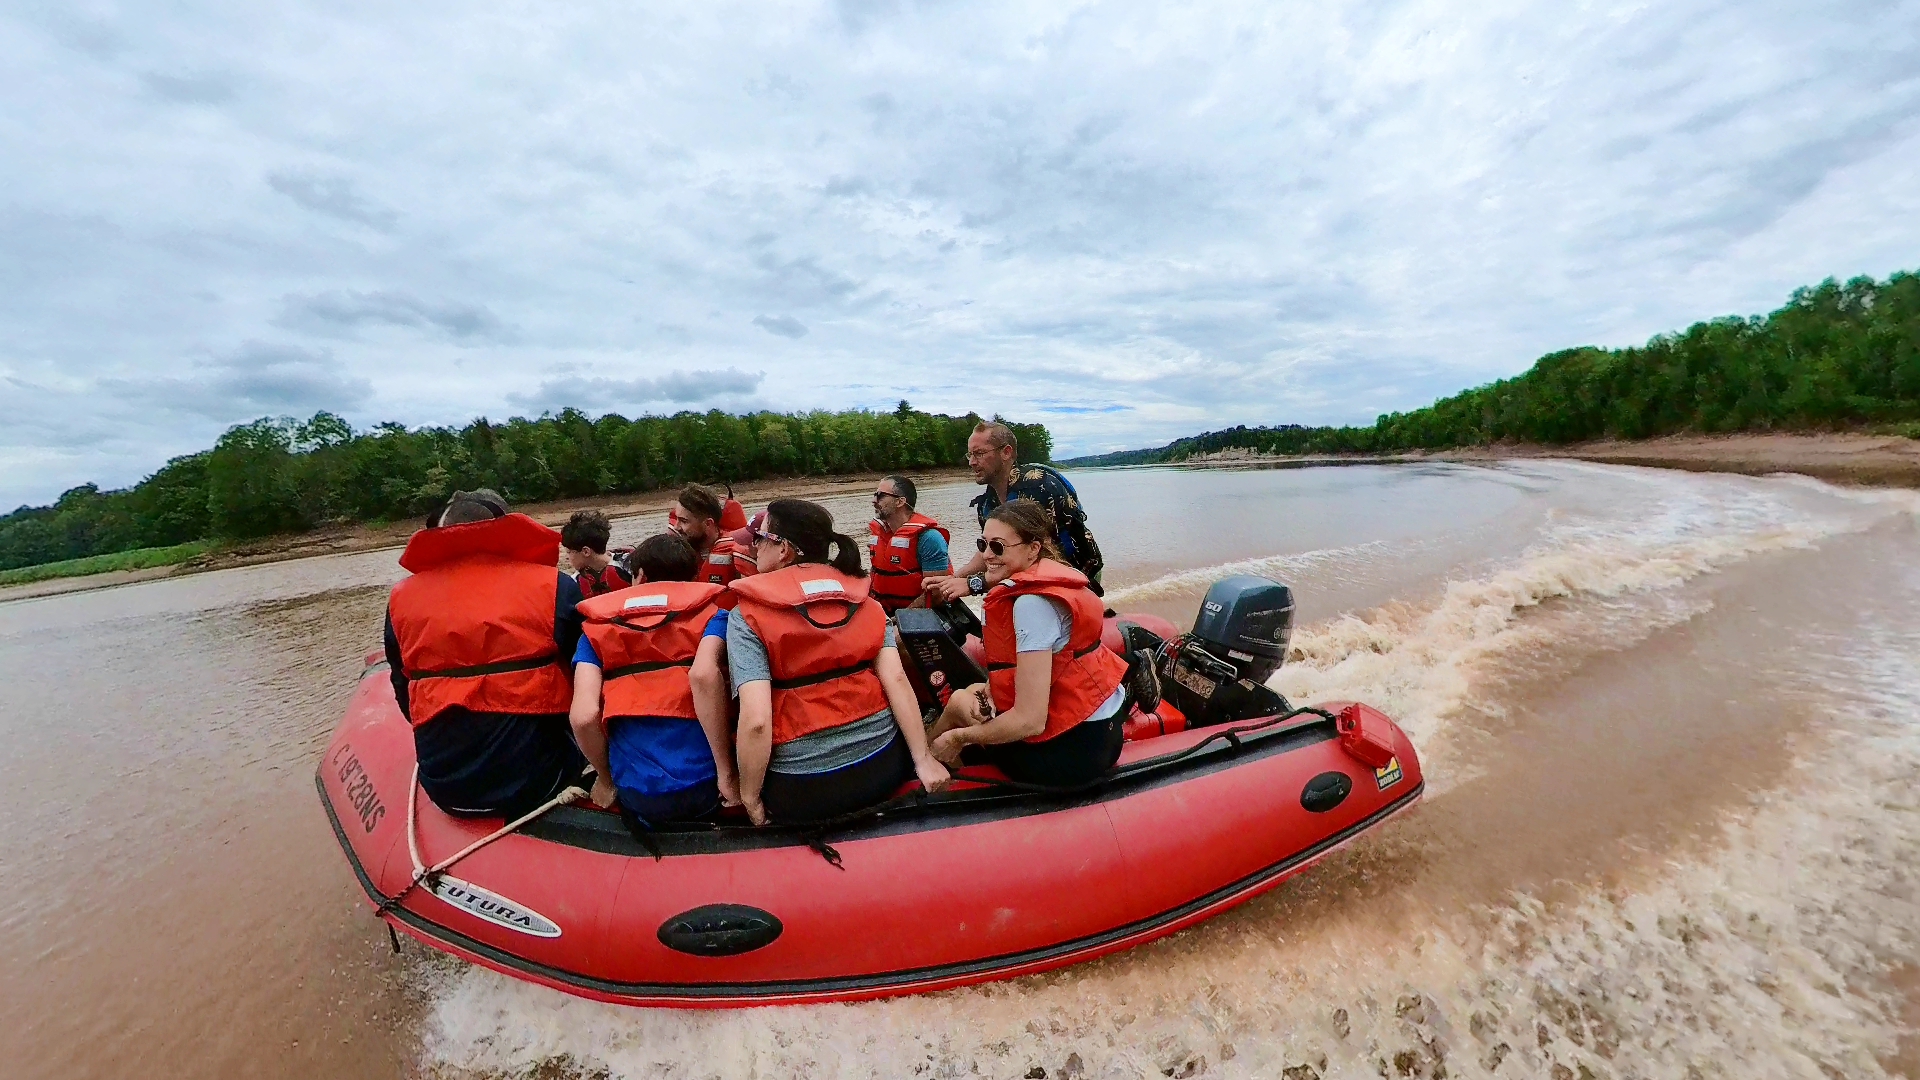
[1065,270,1920,467]
[0,404,1049,573]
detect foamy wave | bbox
[1103,540,1396,605]
[416,633,1920,1080]
[410,469,1920,1080]
[1271,521,1854,771]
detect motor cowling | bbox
[1158,575,1296,728]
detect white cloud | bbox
[2,0,1919,505]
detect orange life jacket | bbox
[575,562,631,599]
[578,581,726,723]
[729,565,890,746]
[868,513,949,613]
[982,559,1129,743]
[699,533,756,587]
[389,514,574,727]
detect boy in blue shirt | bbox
[569,533,737,824]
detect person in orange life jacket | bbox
[867,475,950,614]
[672,484,757,587]
[925,500,1132,786]
[728,498,951,825]
[384,490,588,819]
[561,510,632,599]
[569,532,740,823]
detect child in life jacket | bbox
[727,498,950,825]
[562,510,633,599]
[925,500,1132,786]
[569,532,738,823]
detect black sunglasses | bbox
[976,536,1035,557]
[871,490,901,500]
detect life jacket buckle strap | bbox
[408,652,560,680]
[770,659,875,690]
[601,657,696,681]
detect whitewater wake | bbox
[411,466,1920,1080]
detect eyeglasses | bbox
[964,449,1003,462]
[976,536,1034,557]
[871,490,900,501]
[751,528,790,549]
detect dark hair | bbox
[630,532,699,582]
[972,421,1017,456]
[882,474,918,509]
[765,497,865,577]
[676,483,723,524]
[987,501,1064,562]
[435,488,509,527]
[561,510,612,553]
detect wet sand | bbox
[1178,432,1920,488]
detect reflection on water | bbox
[2,462,1917,1079]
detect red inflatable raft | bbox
[318,620,1422,1008]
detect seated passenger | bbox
[673,484,757,586]
[570,533,737,823]
[867,474,950,614]
[728,498,950,825]
[384,490,586,819]
[562,510,633,599]
[926,501,1131,786]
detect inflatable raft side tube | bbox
[318,770,1422,1005]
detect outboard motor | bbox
[1158,575,1296,727]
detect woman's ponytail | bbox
[764,497,868,577]
[827,532,867,577]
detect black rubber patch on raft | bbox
[658,904,784,956]
[1300,771,1352,813]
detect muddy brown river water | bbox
[3,461,1918,1079]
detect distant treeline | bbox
[1062,270,1920,467]
[0,403,1050,572]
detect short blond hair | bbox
[972,421,1017,455]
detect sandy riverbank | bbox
[1177,432,1920,488]
[0,467,972,603]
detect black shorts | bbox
[761,734,912,825]
[968,699,1128,787]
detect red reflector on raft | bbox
[1336,703,1398,768]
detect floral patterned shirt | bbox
[970,463,1107,596]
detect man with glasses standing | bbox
[867,475,951,614]
[924,421,1107,604]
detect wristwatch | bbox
[967,573,987,595]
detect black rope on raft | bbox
[805,835,845,869]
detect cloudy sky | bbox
[3,0,1918,508]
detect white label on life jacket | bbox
[799,578,845,597]
[622,594,670,610]
[890,536,912,548]
[708,553,732,565]
[429,875,562,938]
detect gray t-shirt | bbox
[1011,594,1126,723]
[727,616,898,774]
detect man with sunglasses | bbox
[924,421,1106,603]
[867,475,950,614]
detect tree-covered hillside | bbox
[1,403,1048,572]
[1064,270,1920,466]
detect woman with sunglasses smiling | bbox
[725,498,951,825]
[925,501,1132,785]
